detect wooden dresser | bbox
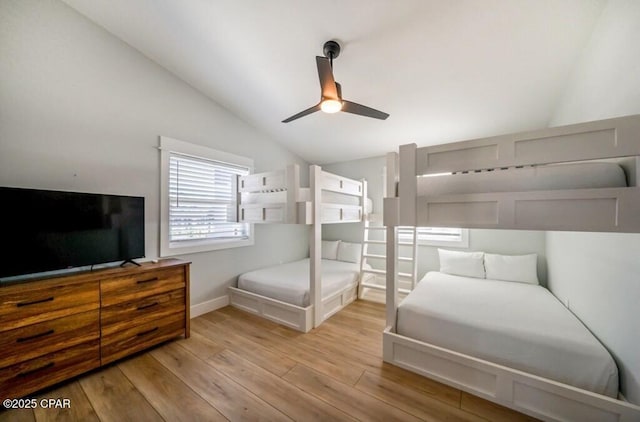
[0,259,189,399]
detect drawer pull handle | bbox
[17,297,54,307]
[136,277,158,284]
[137,302,158,311]
[17,329,55,343]
[136,327,159,337]
[17,362,54,378]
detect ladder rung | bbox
[397,257,413,262]
[360,283,412,295]
[363,254,386,259]
[365,226,386,230]
[362,268,386,275]
[360,282,386,291]
[398,241,414,246]
[364,240,386,244]
[363,270,413,278]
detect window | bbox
[160,137,253,256]
[399,227,469,248]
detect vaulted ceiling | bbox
[62,0,606,164]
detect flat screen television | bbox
[0,187,145,279]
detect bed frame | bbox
[383,115,640,421]
[230,164,368,332]
[228,281,358,332]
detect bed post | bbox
[384,152,399,332]
[361,179,368,219]
[310,165,322,328]
[285,164,300,223]
[398,143,418,226]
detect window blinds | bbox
[169,153,249,242]
[416,227,464,242]
[398,227,464,243]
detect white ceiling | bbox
[62,0,605,164]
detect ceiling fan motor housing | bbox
[323,40,341,59]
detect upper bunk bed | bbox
[384,114,640,232]
[237,164,370,224]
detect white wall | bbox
[321,157,547,283]
[547,0,640,404]
[0,0,309,308]
[550,0,640,126]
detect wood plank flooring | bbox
[0,300,538,421]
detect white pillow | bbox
[322,240,340,260]
[485,253,539,284]
[438,249,485,278]
[337,241,362,264]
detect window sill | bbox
[160,237,254,257]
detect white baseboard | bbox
[190,295,229,318]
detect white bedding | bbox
[418,162,627,196]
[397,272,619,397]
[237,258,365,307]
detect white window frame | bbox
[399,227,469,248]
[159,136,254,257]
[417,227,469,248]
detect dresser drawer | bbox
[101,312,185,365]
[0,310,99,369]
[101,267,186,307]
[0,281,99,332]
[0,340,100,399]
[101,289,185,337]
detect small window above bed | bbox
[160,136,254,256]
[399,227,469,248]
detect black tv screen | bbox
[0,187,145,279]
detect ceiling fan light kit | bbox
[282,40,389,123]
[320,99,342,113]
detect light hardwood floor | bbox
[0,300,538,421]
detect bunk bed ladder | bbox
[358,220,418,300]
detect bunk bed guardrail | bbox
[386,114,640,233]
[237,164,368,225]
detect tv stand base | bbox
[120,259,141,267]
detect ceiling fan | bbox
[282,40,389,123]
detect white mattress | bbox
[397,272,619,397]
[418,162,627,196]
[237,258,365,307]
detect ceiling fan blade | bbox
[316,56,338,99]
[282,103,321,123]
[342,100,389,120]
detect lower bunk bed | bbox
[383,271,640,421]
[229,253,372,332]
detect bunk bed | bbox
[383,114,640,422]
[228,164,372,332]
